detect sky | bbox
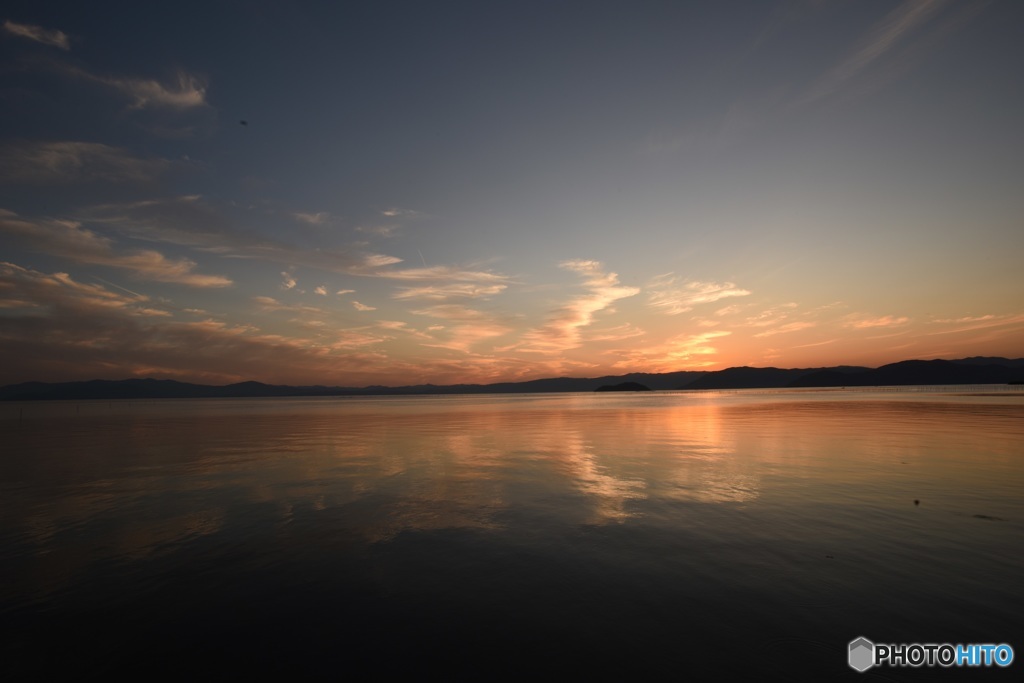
[1,0,1022,387]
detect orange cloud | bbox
[647,274,751,315]
[517,260,639,354]
[846,315,910,329]
[610,331,731,373]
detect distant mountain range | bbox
[682,358,1024,390]
[1,357,1022,401]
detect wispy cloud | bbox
[392,283,507,301]
[0,261,163,316]
[410,305,486,321]
[586,323,645,343]
[931,314,995,324]
[741,301,842,338]
[647,274,751,315]
[356,224,399,238]
[610,331,732,372]
[119,71,207,109]
[715,303,750,317]
[371,320,437,344]
[744,303,800,328]
[64,66,208,109]
[864,330,913,341]
[656,1,987,155]
[381,207,422,218]
[365,264,509,283]
[405,304,513,353]
[3,20,69,50]
[280,272,297,290]
[376,320,411,331]
[753,321,817,338]
[352,301,376,311]
[326,330,391,350]
[0,141,171,184]
[845,315,910,329]
[792,338,838,349]
[293,211,330,225]
[253,296,323,315]
[517,260,639,354]
[421,326,512,354]
[314,285,327,296]
[360,254,404,268]
[926,313,1024,336]
[0,210,230,287]
[81,196,400,274]
[80,197,515,293]
[797,0,975,108]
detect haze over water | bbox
[2,387,1021,677]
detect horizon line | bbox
[3,355,1021,392]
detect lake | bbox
[2,387,1022,679]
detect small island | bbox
[594,382,651,392]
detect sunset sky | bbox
[1,0,1021,386]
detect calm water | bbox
[2,387,1022,679]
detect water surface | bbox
[2,388,1022,678]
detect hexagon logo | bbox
[849,637,875,672]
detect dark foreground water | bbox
[2,387,1022,680]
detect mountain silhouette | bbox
[679,366,867,390]
[787,359,1024,387]
[1,357,1021,401]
